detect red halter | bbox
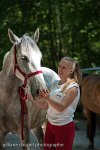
[13,45,42,140]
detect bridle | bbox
[13,44,42,87]
[13,44,42,140]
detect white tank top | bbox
[47,81,80,125]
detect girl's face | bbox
[58,59,72,81]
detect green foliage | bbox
[0,0,100,71]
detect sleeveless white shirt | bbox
[47,81,80,125]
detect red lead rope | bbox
[18,86,28,140]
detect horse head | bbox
[7,28,47,97]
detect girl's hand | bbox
[28,93,43,102]
[39,89,49,100]
[28,93,48,109]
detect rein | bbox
[13,45,42,140]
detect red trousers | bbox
[44,121,75,150]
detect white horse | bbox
[0,29,60,150]
[0,29,48,150]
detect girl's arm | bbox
[39,87,78,112]
[28,93,48,110]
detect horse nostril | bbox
[36,89,39,95]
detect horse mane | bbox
[2,51,10,68]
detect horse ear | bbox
[8,28,21,44]
[33,28,39,43]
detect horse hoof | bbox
[88,144,94,149]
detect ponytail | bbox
[73,61,82,86]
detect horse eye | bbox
[21,56,29,62]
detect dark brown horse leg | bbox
[0,132,6,150]
[87,111,96,149]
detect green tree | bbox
[0,0,100,71]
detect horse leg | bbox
[87,111,96,149]
[0,132,6,150]
[84,108,96,149]
[33,126,44,150]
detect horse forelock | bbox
[21,35,42,59]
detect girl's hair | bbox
[61,57,82,86]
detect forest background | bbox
[0,0,100,72]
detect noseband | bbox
[13,44,42,140]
